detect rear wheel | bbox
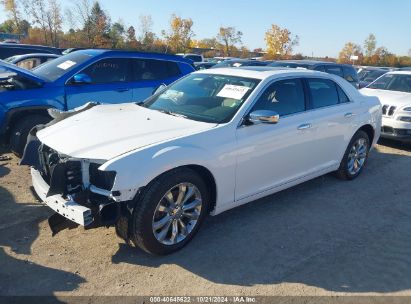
[129,168,210,255]
[9,114,51,157]
[336,130,370,180]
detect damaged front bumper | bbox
[31,167,93,226]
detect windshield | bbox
[269,62,310,69]
[368,74,411,93]
[142,73,260,123]
[32,52,93,81]
[358,69,386,81]
[4,56,18,63]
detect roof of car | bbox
[74,49,194,64]
[386,70,411,75]
[10,53,60,59]
[195,66,330,80]
[274,60,350,66]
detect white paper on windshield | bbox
[233,62,242,67]
[57,60,76,70]
[217,84,250,100]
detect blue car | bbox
[0,49,195,155]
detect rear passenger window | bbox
[252,79,305,116]
[132,59,181,81]
[343,66,359,82]
[308,79,339,109]
[325,66,343,77]
[337,85,350,103]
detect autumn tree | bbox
[265,24,299,59]
[139,15,156,49]
[87,1,111,47]
[162,14,194,53]
[338,42,363,64]
[217,26,242,56]
[1,0,22,33]
[364,33,376,57]
[126,25,139,49]
[21,0,63,46]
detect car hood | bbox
[37,103,216,160]
[0,60,46,83]
[360,88,411,107]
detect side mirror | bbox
[72,73,92,84]
[248,110,280,124]
[152,83,167,95]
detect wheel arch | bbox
[357,124,375,144]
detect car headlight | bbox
[89,163,116,190]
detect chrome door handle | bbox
[344,112,356,118]
[297,123,312,130]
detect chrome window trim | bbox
[238,75,354,128]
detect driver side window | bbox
[252,78,306,116]
[80,58,130,84]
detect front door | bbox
[65,58,133,109]
[235,78,319,201]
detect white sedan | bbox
[361,71,411,143]
[29,67,381,255]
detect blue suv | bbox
[0,49,194,155]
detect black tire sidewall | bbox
[130,168,210,255]
[10,115,51,157]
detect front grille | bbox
[382,104,396,116]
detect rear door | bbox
[65,57,133,108]
[130,58,182,103]
[305,77,357,166]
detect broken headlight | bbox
[89,163,116,191]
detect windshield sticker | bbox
[57,60,76,70]
[232,63,242,67]
[217,84,250,100]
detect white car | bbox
[361,71,411,143]
[30,67,381,255]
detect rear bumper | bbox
[31,167,93,226]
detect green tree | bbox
[1,0,22,33]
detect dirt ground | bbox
[1,139,411,298]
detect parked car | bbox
[3,53,60,70]
[176,53,204,63]
[28,67,381,255]
[211,59,269,68]
[194,62,217,70]
[361,71,411,143]
[357,67,387,88]
[0,49,194,156]
[269,60,360,88]
[0,43,61,60]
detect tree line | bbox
[339,34,411,67]
[1,0,410,66]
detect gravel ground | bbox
[1,140,411,298]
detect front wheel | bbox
[335,130,370,180]
[129,168,210,255]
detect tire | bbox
[335,130,370,180]
[129,168,210,255]
[9,114,51,157]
